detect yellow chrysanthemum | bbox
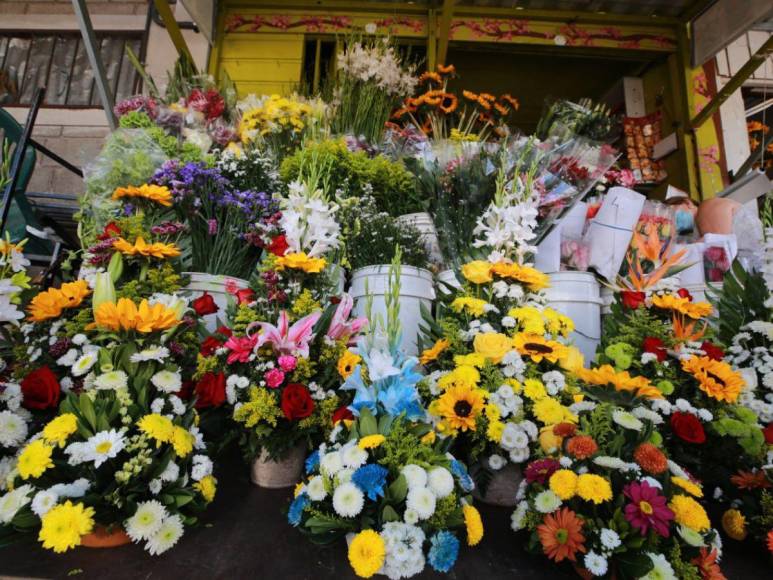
[543,307,575,337]
[550,470,578,500]
[577,474,612,504]
[576,365,663,400]
[27,280,91,322]
[672,476,703,498]
[38,501,94,553]
[275,252,327,274]
[419,339,449,365]
[721,508,747,541]
[358,434,386,450]
[681,356,744,403]
[670,494,711,532]
[437,365,480,390]
[512,333,567,364]
[112,184,173,206]
[138,414,175,443]
[113,236,181,259]
[523,379,547,401]
[486,419,505,443]
[460,260,493,284]
[171,426,194,457]
[348,529,386,578]
[559,346,585,373]
[194,475,217,503]
[539,427,563,454]
[42,414,78,447]
[490,261,549,290]
[473,332,513,363]
[533,397,573,426]
[508,306,546,335]
[463,504,484,546]
[451,353,484,368]
[18,439,54,480]
[93,298,180,334]
[435,384,486,432]
[337,350,362,379]
[450,296,488,317]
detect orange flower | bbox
[479,92,496,102]
[553,422,577,438]
[691,548,726,580]
[112,184,173,207]
[566,436,597,460]
[537,508,586,563]
[500,94,520,110]
[747,120,769,133]
[576,365,663,400]
[437,63,455,75]
[494,102,510,116]
[27,280,91,322]
[419,71,442,84]
[767,529,773,554]
[681,356,744,403]
[93,298,180,334]
[113,237,181,259]
[633,443,667,474]
[672,313,708,342]
[477,96,492,110]
[490,261,549,290]
[439,93,458,114]
[462,90,479,101]
[730,470,772,490]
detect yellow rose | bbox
[461,261,493,284]
[473,332,513,364]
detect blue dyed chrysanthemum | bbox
[450,460,475,493]
[287,492,310,527]
[351,464,389,501]
[428,530,460,573]
[305,450,320,474]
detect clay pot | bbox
[250,443,306,489]
[473,462,523,507]
[81,525,131,548]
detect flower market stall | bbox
[1,12,773,580]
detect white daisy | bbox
[612,409,643,431]
[130,346,170,363]
[405,487,436,520]
[151,370,182,394]
[341,444,368,469]
[332,482,364,517]
[306,475,328,501]
[427,467,454,499]
[71,352,98,377]
[126,500,167,542]
[93,370,129,391]
[31,490,58,517]
[145,514,184,555]
[534,490,562,513]
[401,465,427,490]
[84,429,125,467]
[599,528,621,551]
[488,454,506,471]
[584,551,608,576]
[0,410,28,447]
[0,484,32,524]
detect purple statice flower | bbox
[123,203,135,216]
[151,221,188,236]
[49,338,72,359]
[208,219,218,235]
[152,160,230,205]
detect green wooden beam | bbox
[153,0,195,65]
[691,35,773,129]
[437,0,455,67]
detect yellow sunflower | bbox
[681,356,744,403]
[490,262,550,290]
[419,339,449,365]
[651,293,713,320]
[576,365,663,400]
[512,333,567,364]
[27,280,91,322]
[113,236,181,259]
[435,384,486,432]
[275,252,327,273]
[93,298,180,334]
[337,350,362,379]
[112,184,173,207]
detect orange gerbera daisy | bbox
[27,280,91,322]
[93,298,180,334]
[112,184,173,207]
[537,508,586,563]
[437,63,456,75]
[681,356,744,403]
[420,339,450,365]
[691,548,726,580]
[439,93,458,114]
[499,94,520,110]
[418,71,442,84]
[113,237,181,259]
[730,470,772,490]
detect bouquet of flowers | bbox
[512,401,724,580]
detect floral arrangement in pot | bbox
[511,400,725,579]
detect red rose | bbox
[676,288,693,301]
[764,423,773,445]
[670,412,706,444]
[621,291,646,309]
[267,234,289,257]
[200,336,222,357]
[194,372,226,409]
[21,366,61,410]
[192,292,218,316]
[215,326,233,338]
[281,383,314,421]
[642,337,667,362]
[332,405,353,424]
[235,288,255,305]
[700,341,724,361]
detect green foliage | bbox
[579,403,615,449]
[712,259,769,345]
[116,262,183,301]
[377,418,436,470]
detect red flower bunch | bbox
[187,88,226,121]
[642,336,667,362]
[194,372,227,408]
[192,292,219,316]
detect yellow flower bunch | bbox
[112,184,173,207]
[463,504,484,546]
[291,289,321,317]
[239,94,314,141]
[453,353,486,368]
[137,414,192,457]
[542,307,574,337]
[450,296,488,317]
[27,280,91,322]
[233,386,282,429]
[533,397,575,425]
[460,260,493,284]
[275,252,327,274]
[194,475,217,503]
[348,529,386,578]
[512,333,568,364]
[358,434,386,449]
[508,306,546,335]
[18,439,55,479]
[113,236,181,259]
[42,414,78,447]
[669,494,711,532]
[93,298,180,334]
[576,364,664,400]
[437,365,480,390]
[681,355,744,403]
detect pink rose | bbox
[265,368,286,388]
[278,355,297,372]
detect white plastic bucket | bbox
[396,212,444,266]
[601,286,614,315]
[436,269,461,295]
[183,272,249,332]
[348,265,435,356]
[544,271,602,366]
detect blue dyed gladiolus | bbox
[304,450,320,474]
[428,530,460,573]
[287,493,310,527]
[351,464,389,501]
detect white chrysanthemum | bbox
[641,553,676,580]
[599,528,621,551]
[509,447,530,463]
[499,422,526,450]
[332,482,364,517]
[341,444,368,469]
[0,484,32,524]
[84,429,125,467]
[335,468,354,485]
[130,346,170,363]
[50,478,90,498]
[31,490,58,517]
[64,442,88,466]
[612,409,643,431]
[151,370,182,394]
[320,451,343,476]
[126,500,167,542]
[71,352,98,377]
[93,370,129,391]
[169,396,186,416]
[667,459,690,480]
[677,525,705,547]
[534,490,562,514]
[145,514,184,555]
[405,487,436,520]
[150,398,165,415]
[632,406,663,425]
[191,455,213,481]
[403,508,419,525]
[401,464,427,490]
[0,382,22,411]
[0,410,28,447]
[159,461,180,483]
[380,522,425,579]
[511,501,528,531]
[584,551,608,576]
[149,479,162,495]
[306,475,327,501]
[593,456,628,470]
[559,456,573,468]
[427,467,454,499]
[0,457,15,491]
[56,349,78,367]
[488,454,506,471]
[71,333,87,346]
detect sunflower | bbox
[418,71,442,85]
[275,252,327,274]
[462,90,478,101]
[477,96,492,110]
[93,298,180,334]
[27,280,91,322]
[490,261,550,290]
[439,93,458,114]
[435,384,485,432]
[575,365,663,399]
[651,293,713,319]
[112,184,173,207]
[113,237,181,259]
[419,339,449,365]
[337,350,362,379]
[537,507,586,563]
[513,333,567,364]
[681,356,744,403]
[437,63,456,75]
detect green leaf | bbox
[387,474,408,503]
[381,505,400,523]
[79,393,97,431]
[616,552,653,580]
[174,494,194,508]
[358,408,378,436]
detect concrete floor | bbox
[1,449,770,579]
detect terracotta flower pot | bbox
[81,525,131,548]
[473,462,523,507]
[250,443,306,489]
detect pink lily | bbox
[223,335,259,364]
[252,310,321,357]
[326,294,368,345]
